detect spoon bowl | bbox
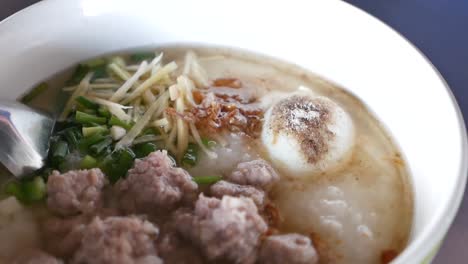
[0,101,54,178]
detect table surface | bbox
[1,1,467,263]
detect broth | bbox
[182,47,412,263]
[0,46,412,264]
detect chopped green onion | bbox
[80,155,98,169]
[79,132,106,151]
[182,140,215,167]
[51,140,69,167]
[76,96,99,110]
[82,126,108,137]
[109,116,133,130]
[90,137,113,154]
[66,64,90,86]
[76,111,107,125]
[118,148,136,166]
[130,52,154,62]
[5,181,25,201]
[23,177,46,201]
[133,142,157,158]
[202,138,217,149]
[100,148,135,183]
[97,107,111,118]
[81,58,108,80]
[91,64,108,80]
[20,82,48,104]
[96,146,112,159]
[192,176,222,185]
[182,143,198,167]
[62,127,82,150]
[5,176,47,203]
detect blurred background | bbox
[1,1,467,263]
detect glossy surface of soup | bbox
[0,46,412,264]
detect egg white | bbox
[262,93,355,177]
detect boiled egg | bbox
[262,93,355,177]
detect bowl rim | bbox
[342,2,468,262]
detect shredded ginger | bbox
[60,51,219,162]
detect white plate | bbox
[0,0,466,263]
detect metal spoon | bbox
[0,101,54,178]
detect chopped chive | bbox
[66,64,90,86]
[192,176,222,185]
[80,155,98,169]
[23,177,46,201]
[90,137,113,154]
[76,96,99,110]
[108,116,132,130]
[76,111,107,125]
[97,107,111,118]
[20,82,48,104]
[82,126,108,137]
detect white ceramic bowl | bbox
[0,0,466,263]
